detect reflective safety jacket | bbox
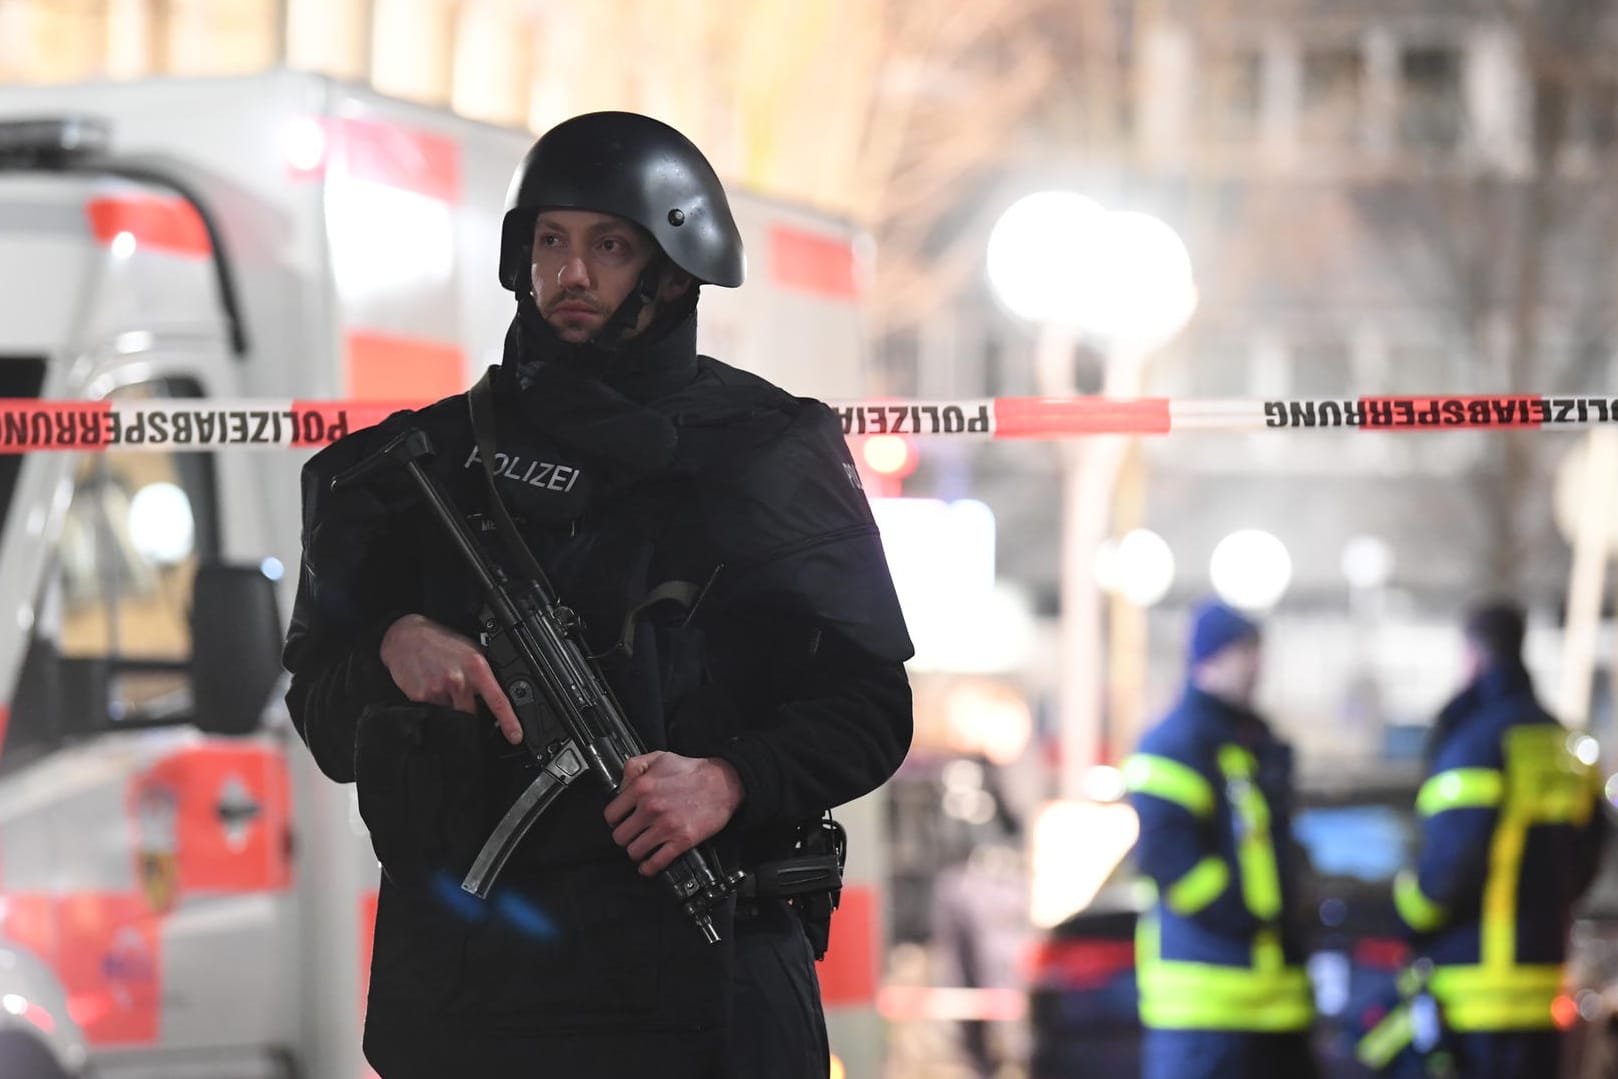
[1125,687,1314,1032]
[1394,663,1608,1032]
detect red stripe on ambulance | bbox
[0,891,162,1045]
[769,225,859,299]
[337,117,462,203]
[345,331,466,403]
[85,195,211,257]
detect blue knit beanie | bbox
[1189,599,1261,665]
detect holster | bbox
[740,815,847,960]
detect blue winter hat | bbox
[1189,599,1261,665]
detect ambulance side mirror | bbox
[191,562,283,736]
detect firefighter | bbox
[1384,601,1607,1078]
[282,112,914,1078]
[1124,599,1318,1079]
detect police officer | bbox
[1123,600,1318,1079]
[282,112,914,1078]
[1388,602,1607,1079]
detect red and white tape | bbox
[0,399,410,453]
[875,985,1028,1023]
[0,394,1611,452]
[838,394,1618,438]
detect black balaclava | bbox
[500,246,700,476]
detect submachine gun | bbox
[333,427,741,944]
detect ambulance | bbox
[0,70,884,1078]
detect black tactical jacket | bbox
[282,310,913,1039]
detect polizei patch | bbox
[464,445,582,492]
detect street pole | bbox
[1561,429,1618,728]
[1107,440,1150,763]
[990,196,1195,801]
[1041,327,1151,800]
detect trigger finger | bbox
[486,694,524,745]
[471,667,523,745]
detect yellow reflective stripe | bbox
[1393,869,1447,932]
[1428,965,1563,1031]
[1137,969,1315,1032]
[1482,801,1526,968]
[1217,744,1255,779]
[1217,744,1282,920]
[1416,768,1504,817]
[1124,754,1216,817]
[1252,927,1284,973]
[1356,1000,1415,1069]
[1481,726,1576,969]
[1506,726,1599,825]
[1164,855,1230,916]
[1135,915,1313,1032]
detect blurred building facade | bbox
[6,0,1615,761]
[877,1,1618,762]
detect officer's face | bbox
[1226,639,1263,703]
[530,211,690,344]
[1195,638,1263,706]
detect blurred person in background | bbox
[1123,599,1318,1079]
[1379,601,1608,1079]
[283,111,914,1078]
[929,759,1030,1079]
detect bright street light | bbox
[1071,211,1198,351]
[1096,528,1175,608]
[1340,534,1395,591]
[987,192,1197,350]
[986,191,1105,325]
[1210,529,1293,611]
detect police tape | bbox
[837,394,1618,438]
[874,985,1028,1023]
[0,400,409,452]
[0,393,1613,452]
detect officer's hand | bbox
[605,752,744,876]
[379,614,523,744]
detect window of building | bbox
[1300,48,1365,146]
[1188,337,1252,397]
[1570,76,1618,152]
[1205,49,1265,141]
[1399,47,1465,153]
[981,330,1007,397]
[875,327,921,397]
[1383,340,1455,396]
[1291,338,1352,398]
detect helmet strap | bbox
[590,254,668,350]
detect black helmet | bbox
[499,111,745,291]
